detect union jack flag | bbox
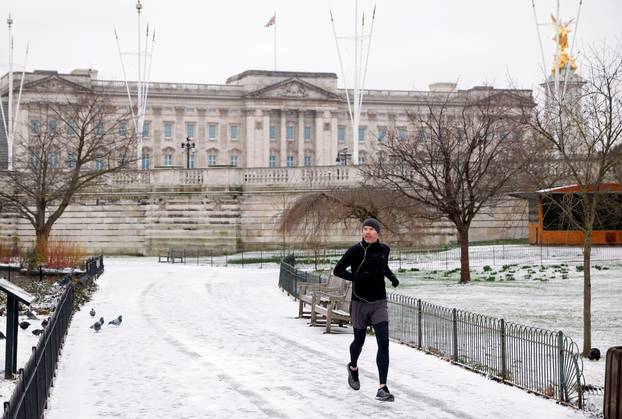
[265,14,276,27]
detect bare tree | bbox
[0,87,137,258]
[528,45,622,356]
[278,187,429,248]
[359,88,534,283]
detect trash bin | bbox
[604,346,622,419]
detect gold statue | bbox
[551,15,577,76]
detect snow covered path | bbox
[45,258,589,418]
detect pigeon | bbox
[90,317,104,332]
[108,315,122,326]
[31,329,44,336]
[41,318,49,328]
[89,308,96,317]
[19,321,31,330]
[25,309,39,320]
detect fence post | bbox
[417,299,423,349]
[500,319,507,382]
[604,346,622,419]
[452,308,458,362]
[260,250,263,269]
[492,246,496,266]
[558,331,566,402]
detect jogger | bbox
[334,218,399,401]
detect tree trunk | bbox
[35,228,51,261]
[458,228,471,284]
[581,232,592,357]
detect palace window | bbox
[286,125,295,141]
[208,124,217,140]
[141,153,150,170]
[164,154,173,166]
[230,125,238,141]
[287,155,294,167]
[358,127,366,143]
[269,155,277,168]
[338,126,346,143]
[269,126,276,140]
[208,154,217,166]
[164,122,173,139]
[304,126,312,142]
[186,122,195,139]
[377,127,387,142]
[230,155,239,167]
[304,155,312,167]
[142,122,150,138]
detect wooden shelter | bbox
[512,183,622,245]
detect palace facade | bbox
[1,68,531,170]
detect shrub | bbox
[46,238,87,269]
[576,265,584,272]
[483,265,493,272]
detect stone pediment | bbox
[23,74,89,93]
[245,78,341,101]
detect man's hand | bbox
[390,277,399,288]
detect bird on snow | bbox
[108,315,122,326]
[19,321,31,330]
[31,329,44,336]
[25,309,39,320]
[90,317,104,332]
[41,318,49,328]
[89,308,96,317]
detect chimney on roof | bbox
[71,68,98,80]
[428,82,457,92]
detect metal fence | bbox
[83,255,104,281]
[278,262,325,299]
[157,243,622,273]
[3,282,75,419]
[278,262,585,408]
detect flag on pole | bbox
[265,14,276,27]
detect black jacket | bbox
[333,240,398,303]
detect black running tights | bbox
[349,321,390,385]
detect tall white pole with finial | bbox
[1,14,28,171]
[330,1,375,166]
[115,0,155,168]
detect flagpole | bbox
[273,12,277,71]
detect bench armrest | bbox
[298,281,328,293]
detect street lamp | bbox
[180,136,195,169]
[335,147,352,166]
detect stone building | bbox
[0,69,531,254]
[1,68,532,170]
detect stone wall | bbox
[0,167,528,255]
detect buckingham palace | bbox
[1,68,531,170]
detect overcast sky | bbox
[1,0,620,92]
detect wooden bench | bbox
[310,280,352,333]
[297,275,345,318]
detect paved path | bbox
[45,258,588,418]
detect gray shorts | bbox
[350,300,389,329]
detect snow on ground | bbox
[44,257,588,419]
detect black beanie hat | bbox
[362,218,381,234]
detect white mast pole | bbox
[352,0,359,165]
[554,0,562,102]
[136,0,143,140]
[531,0,553,101]
[274,12,277,71]
[7,15,13,170]
[330,10,354,131]
[561,0,583,101]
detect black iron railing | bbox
[3,282,75,419]
[279,262,585,408]
[83,255,104,281]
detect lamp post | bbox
[181,136,195,169]
[336,147,352,166]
